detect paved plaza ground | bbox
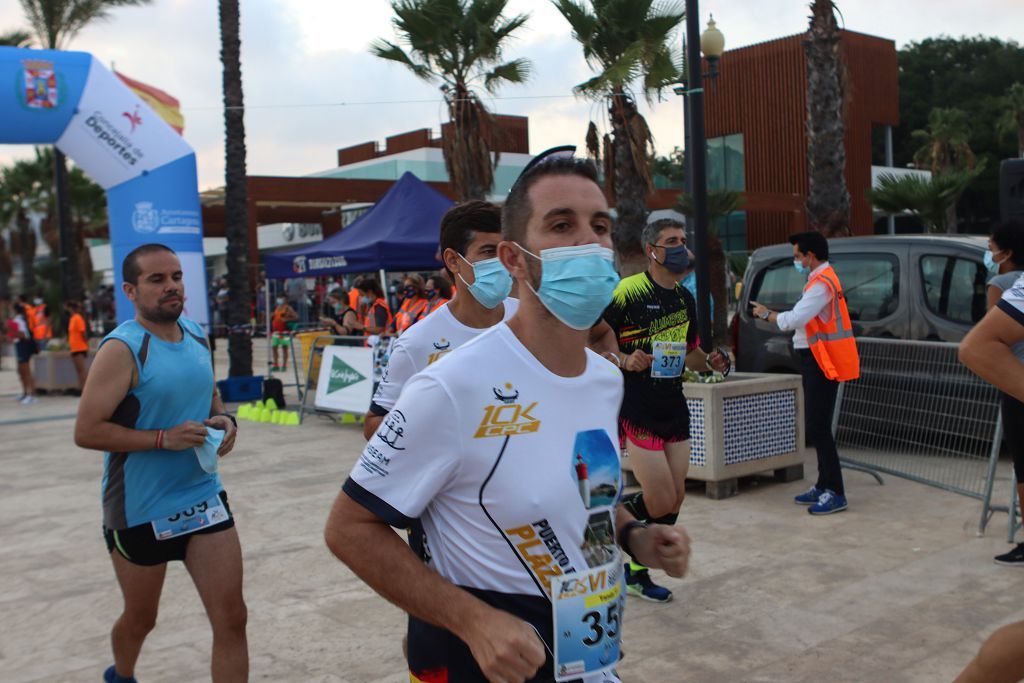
[2,340,1023,682]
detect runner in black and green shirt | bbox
[591,218,728,602]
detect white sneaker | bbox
[20,395,37,405]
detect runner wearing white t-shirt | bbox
[363,200,516,440]
[326,152,691,683]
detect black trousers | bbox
[798,349,845,496]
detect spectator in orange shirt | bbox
[393,274,429,335]
[424,274,452,315]
[65,300,89,391]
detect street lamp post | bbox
[684,4,725,354]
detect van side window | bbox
[920,255,987,325]
[749,261,805,311]
[831,255,899,322]
[750,255,899,322]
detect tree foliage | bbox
[867,167,984,234]
[19,0,151,49]
[894,36,1024,228]
[372,0,531,200]
[554,0,683,269]
[997,82,1024,158]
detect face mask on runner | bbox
[651,244,689,274]
[517,244,619,330]
[984,249,1007,275]
[458,255,513,309]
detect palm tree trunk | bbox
[1018,122,1023,158]
[0,233,11,302]
[609,89,648,276]
[54,149,84,301]
[804,0,851,237]
[220,0,253,377]
[443,89,493,201]
[17,209,36,292]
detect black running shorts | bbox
[103,491,235,566]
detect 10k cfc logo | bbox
[474,383,541,439]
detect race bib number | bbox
[552,555,624,681]
[150,495,229,540]
[651,341,685,379]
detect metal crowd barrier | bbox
[832,337,1014,537]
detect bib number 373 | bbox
[650,341,685,379]
[151,494,229,540]
[552,556,624,681]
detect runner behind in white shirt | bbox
[326,152,691,683]
[363,200,516,439]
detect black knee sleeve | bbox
[652,512,679,526]
[621,491,650,522]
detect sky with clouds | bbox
[1,0,1022,191]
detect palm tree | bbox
[804,0,850,237]
[997,83,1024,159]
[0,152,51,293]
[555,0,683,272]
[677,189,743,344]
[867,167,984,234]
[19,0,151,302]
[219,0,252,377]
[911,107,976,233]
[372,0,531,201]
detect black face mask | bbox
[404,287,418,299]
[424,289,437,299]
[653,244,690,273]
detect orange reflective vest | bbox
[24,303,51,340]
[805,266,860,382]
[394,297,429,335]
[363,299,393,335]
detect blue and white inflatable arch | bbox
[0,47,208,328]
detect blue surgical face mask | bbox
[984,249,1006,275]
[793,259,810,276]
[458,255,513,309]
[518,244,619,330]
[652,244,690,273]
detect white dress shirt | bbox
[775,262,834,349]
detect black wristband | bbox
[617,520,648,560]
[213,412,238,428]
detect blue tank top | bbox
[100,317,222,529]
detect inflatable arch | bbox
[0,47,208,328]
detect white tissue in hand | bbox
[194,428,226,473]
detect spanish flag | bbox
[115,71,185,135]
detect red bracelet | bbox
[155,429,164,450]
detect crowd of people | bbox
[23,148,1019,683]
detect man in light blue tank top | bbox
[75,244,247,683]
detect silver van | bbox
[734,235,988,373]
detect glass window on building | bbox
[706,134,746,251]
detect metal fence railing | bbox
[832,337,1013,536]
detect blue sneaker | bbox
[794,486,824,505]
[104,665,138,683]
[808,490,848,515]
[624,563,673,603]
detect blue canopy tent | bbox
[264,171,454,279]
